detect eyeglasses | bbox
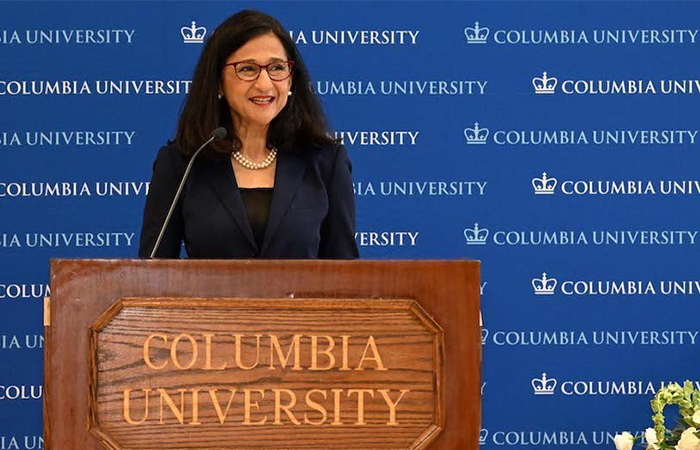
[224,60,294,81]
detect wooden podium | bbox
[44,259,480,450]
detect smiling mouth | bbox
[250,96,275,105]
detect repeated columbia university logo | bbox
[532,273,556,294]
[0,29,134,44]
[0,385,42,400]
[531,272,700,297]
[0,334,44,349]
[464,23,489,44]
[181,20,206,43]
[531,173,700,195]
[530,373,700,396]
[532,71,700,95]
[464,21,699,45]
[0,436,44,449]
[334,130,419,148]
[478,427,652,446]
[532,373,557,395]
[355,231,419,247]
[0,80,191,96]
[0,181,149,197]
[314,80,487,96]
[0,282,49,300]
[0,131,136,148]
[481,329,698,346]
[463,123,489,145]
[462,122,698,147]
[354,181,486,196]
[0,232,135,248]
[462,223,698,246]
[289,29,420,45]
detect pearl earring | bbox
[288,90,292,96]
[218,92,223,100]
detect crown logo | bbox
[464,22,489,44]
[181,21,207,44]
[532,71,557,94]
[481,328,489,345]
[464,223,489,245]
[532,172,557,194]
[463,122,489,145]
[479,429,489,445]
[532,273,557,295]
[532,373,557,395]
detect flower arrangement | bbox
[614,381,700,450]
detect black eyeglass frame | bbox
[224,60,295,81]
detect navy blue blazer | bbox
[138,142,359,259]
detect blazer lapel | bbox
[260,149,306,254]
[201,158,258,251]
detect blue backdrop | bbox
[1,1,699,448]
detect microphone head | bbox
[212,127,227,141]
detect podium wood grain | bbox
[44,259,480,450]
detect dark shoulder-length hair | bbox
[175,9,338,157]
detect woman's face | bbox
[221,33,292,131]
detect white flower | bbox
[614,432,635,450]
[676,427,700,450]
[693,409,700,425]
[645,428,659,450]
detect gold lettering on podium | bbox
[122,387,412,426]
[269,334,301,370]
[203,333,226,370]
[158,388,186,424]
[304,389,327,425]
[274,389,301,425]
[243,389,267,425]
[310,335,335,370]
[143,334,167,370]
[347,389,374,425]
[340,335,351,370]
[209,389,237,424]
[234,334,261,370]
[126,333,411,426]
[190,389,202,425]
[378,389,410,425]
[171,334,197,370]
[331,388,343,426]
[357,336,387,371]
[123,388,151,425]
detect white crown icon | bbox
[464,223,489,245]
[532,172,557,194]
[481,328,489,345]
[464,22,489,44]
[532,71,557,94]
[182,20,207,44]
[479,428,489,444]
[532,373,557,395]
[463,122,489,145]
[532,273,557,295]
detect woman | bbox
[138,10,359,259]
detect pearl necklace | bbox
[231,146,277,170]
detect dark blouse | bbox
[238,187,273,251]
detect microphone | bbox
[149,127,227,258]
[211,126,227,141]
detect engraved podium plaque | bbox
[88,298,443,450]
